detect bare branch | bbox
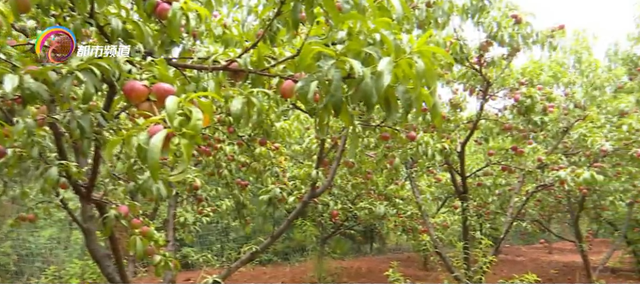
[214,129,349,281]
[261,21,315,71]
[227,0,286,65]
[406,160,468,283]
[531,219,576,243]
[595,201,635,278]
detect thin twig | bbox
[226,0,287,66]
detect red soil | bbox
[136,239,639,283]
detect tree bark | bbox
[569,195,595,283]
[595,202,634,278]
[79,201,123,283]
[163,193,179,283]
[213,131,349,282]
[95,203,131,283]
[406,160,468,283]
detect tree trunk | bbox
[79,201,123,283]
[162,193,179,284]
[316,239,328,282]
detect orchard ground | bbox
[136,239,638,283]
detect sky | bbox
[515,0,638,57]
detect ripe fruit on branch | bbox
[147,124,164,138]
[145,246,156,257]
[380,132,391,141]
[487,150,495,157]
[279,80,296,99]
[154,1,171,20]
[130,218,143,229]
[293,72,306,80]
[335,2,343,12]
[191,181,201,191]
[299,12,307,21]
[59,180,69,190]
[405,131,418,142]
[137,101,159,118]
[26,213,37,223]
[227,62,246,82]
[258,138,268,147]
[117,205,130,217]
[150,82,176,108]
[0,145,7,159]
[330,210,339,219]
[13,0,31,14]
[122,80,150,105]
[513,93,521,102]
[343,160,356,169]
[140,226,152,238]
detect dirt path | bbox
[136,239,639,283]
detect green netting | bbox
[1,202,613,283]
[0,211,85,282]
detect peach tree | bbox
[386,2,640,284]
[0,0,451,283]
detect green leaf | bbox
[291,1,301,32]
[167,5,183,41]
[376,57,394,91]
[339,104,353,126]
[147,129,168,181]
[103,138,122,162]
[381,88,399,122]
[230,96,245,124]
[307,80,319,102]
[360,71,377,112]
[416,30,434,47]
[103,212,116,237]
[165,96,180,127]
[343,58,364,79]
[3,74,20,93]
[389,0,405,19]
[417,46,455,64]
[186,106,204,134]
[329,70,343,117]
[135,236,144,260]
[429,96,443,128]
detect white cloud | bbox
[515,0,638,57]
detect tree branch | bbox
[46,107,87,199]
[95,203,130,283]
[87,77,118,196]
[531,219,576,243]
[226,0,286,65]
[545,114,588,155]
[167,61,295,81]
[213,129,349,282]
[406,159,468,284]
[89,0,113,44]
[595,201,635,278]
[162,192,179,283]
[261,21,315,71]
